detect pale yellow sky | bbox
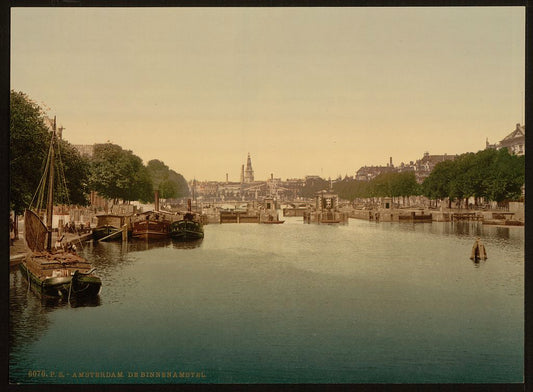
[11,7,525,181]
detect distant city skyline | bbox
[11,7,525,182]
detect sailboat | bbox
[19,117,102,299]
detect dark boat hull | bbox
[170,220,204,241]
[92,225,121,241]
[20,261,102,299]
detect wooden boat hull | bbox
[170,220,204,241]
[261,220,285,224]
[132,220,170,240]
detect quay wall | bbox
[350,208,523,225]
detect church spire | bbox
[244,153,254,183]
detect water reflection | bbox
[495,226,511,240]
[126,238,172,253]
[469,258,487,268]
[171,238,203,249]
[9,268,101,374]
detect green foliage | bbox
[421,160,456,201]
[333,172,420,201]
[10,90,91,213]
[167,169,190,198]
[89,143,153,203]
[55,139,91,206]
[146,160,190,199]
[10,91,51,214]
[422,149,524,203]
[300,177,329,198]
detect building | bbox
[244,153,255,183]
[486,123,525,156]
[355,157,396,181]
[355,153,456,184]
[412,152,456,183]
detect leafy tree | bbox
[10,91,51,215]
[300,177,329,198]
[422,160,456,207]
[146,160,190,199]
[10,90,92,219]
[422,149,524,206]
[485,149,525,202]
[89,143,152,203]
[55,138,91,206]
[167,169,190,198]
[390,172,420,205]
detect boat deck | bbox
[24,251,94,279]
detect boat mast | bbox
[46,116,56,250]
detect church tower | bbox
[244,153,254,183]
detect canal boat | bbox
[131,211,172,240]
[20,118,102,299]
[170,200,204,241]
[92,213,130,241]
[170,212,204,241]
[260,213,285,224]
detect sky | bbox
[11,7,525,182]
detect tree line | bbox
[332,149,524,207]
[10,90,190,215]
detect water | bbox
[9,217,524,384]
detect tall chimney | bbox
[390,157,393,167]
[226,173,229,183]
[154,190,159,211]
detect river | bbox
[9,217,524,384]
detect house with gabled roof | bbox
[486,123,525,156]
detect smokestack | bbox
[226,173,228,183]
[271,173,273,180]
[154,190,159,211]
[390,157,393,167]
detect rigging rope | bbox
[29,131,54,213]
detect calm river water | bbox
[9,217,524,384]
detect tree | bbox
[485,149,525,203]
[89,143,152,203]
[390,172,420,205]
[146,160,190,199]
[55,138,91,206]
[300,177,329,198]
[10,91,51,215]
[422,149,524,206]
[422,160,456,207]
[167,169,190,198]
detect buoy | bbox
[470,237,487,260]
